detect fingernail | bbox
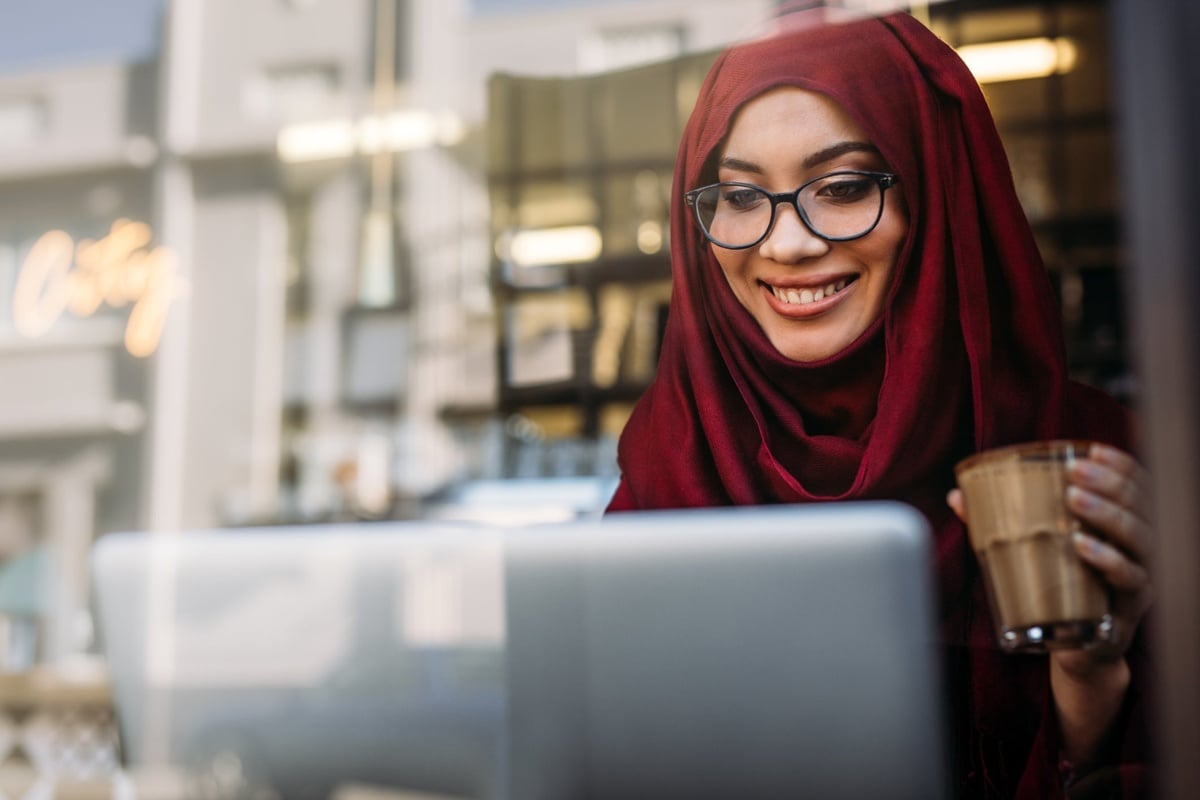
[1071,461,1102,482]
[1066,485,1095,510]
[1072,531,1101,556]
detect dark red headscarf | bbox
[613,10,1095,518]
[609,12,1147,797]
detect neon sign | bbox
[12,219,184,357]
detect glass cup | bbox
[955,440,1113,652]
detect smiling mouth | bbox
[763,276,857,306]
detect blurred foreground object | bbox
[1112,0,1200,797]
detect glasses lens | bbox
[798,173,884,239]
[693,184,772,247]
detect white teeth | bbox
[771,280,850,305]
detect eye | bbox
[813,176,875,204]
[720,186,765,211]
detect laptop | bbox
[91,501,947,800]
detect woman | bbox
[608,12,1152,798]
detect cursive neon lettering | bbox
[12,219,182,357]
[13,230,74,338]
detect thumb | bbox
[946,488,967,523]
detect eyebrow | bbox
[718,141,882,175]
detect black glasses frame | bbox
[684,170,900,249]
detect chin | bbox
[768,337,844,364]
[771,319,879,361]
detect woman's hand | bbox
[947,443,1154,764]
[1058,443,1154,666]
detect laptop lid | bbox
[93,521,508,800]
[91,501,946,800]
[504,501,947,800]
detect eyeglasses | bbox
[684,170,900,249]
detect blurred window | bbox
[0,98,46,148]
[579,24,685,74]
[931,0,1127,398]
[469,0,612,16]
[243,63,342,122]
[0,244,15,334]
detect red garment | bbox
[609,12,1150,798]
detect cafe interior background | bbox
[0,0,1187,794]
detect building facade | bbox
[0,0,784,670]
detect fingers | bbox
[1067,445,1152,564]
[1069,450,1139,511]
[1072,531,1150,593]
[1089,443,1151,491]
[1068,446,1155,660]
[946,488,965,522]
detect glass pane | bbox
[957,7,1044,44]
[514,180,597,230]
[488,186,515,234]
[516,78,594,171]
[522,405,584,438]
[505,290,592,388]
[1001,133,1056,223]
[1059,7,1111,117]
[675,51,718,130]
[486,75,515,176]
[982,79,1049,126]
[1063,128,1116,216]
[491,181,598,285]
[601,403,636,439]
[602,170,670,258]
[591,280,670,389]
[599,63,679,162]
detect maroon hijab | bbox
[614,11,1084,513]
[610,13,1145,796]
[610,9,1133,606]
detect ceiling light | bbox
[277,110,466,163]
[957,37,1078,84]
[503,226,603,268]
[277,119,356,162]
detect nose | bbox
[758,202,830,263]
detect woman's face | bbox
[710,87,908,363]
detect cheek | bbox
[710,250,762,316]
[712,247,749,290]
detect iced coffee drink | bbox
[955,441,1112,652]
